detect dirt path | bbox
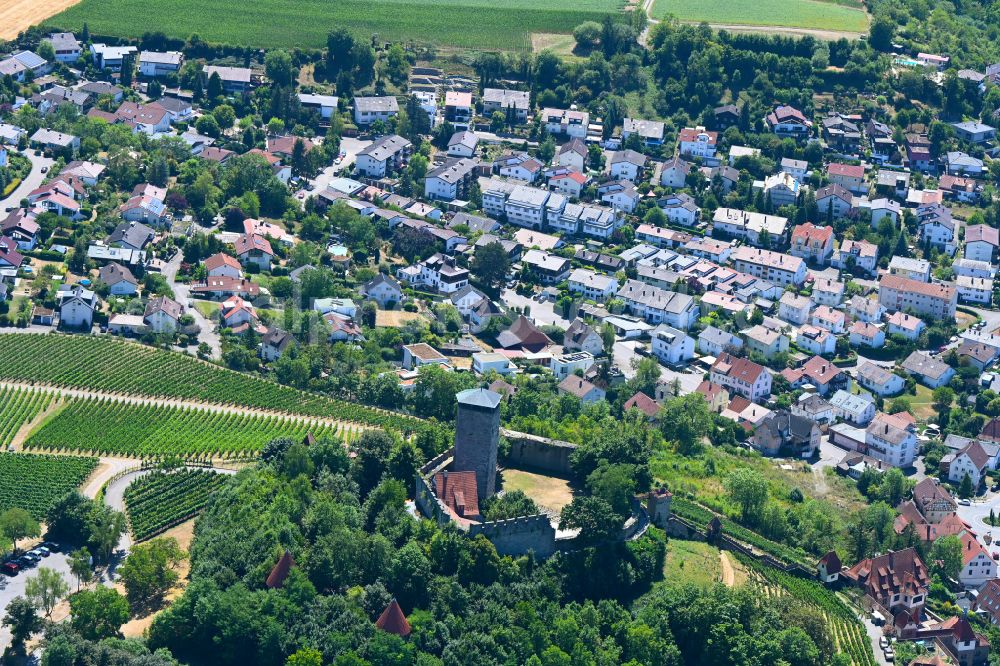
[8,395,63,451]
[0,380,370,434]
[0,0,81,40]
[690,22,865,41]
[720,551,736,587]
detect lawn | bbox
[47,0,626,52]
[909,383,938,422]
[663,539,722,587]
[500,468,577,514]
[651,0,869,33]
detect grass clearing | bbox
[376,310,426,327]
[909,383,937,422]
[500,468,576,514]
[663,539,722,587]
[651,0,869,33]
[48,0,625,52]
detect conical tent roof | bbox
[375,598,411,637]
[265,550,294,589]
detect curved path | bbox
[0,149,54,210]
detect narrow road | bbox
[720,551,736,587]
[161,251,222,360]
[0,149,54,210]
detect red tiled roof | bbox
[791,222,834,245]
[624,392,660,418]
[712,352,766,385]
[204,252,241,272]
[265,550,294,589]
[827,162,865,179]
[375,599,411,637]
[434,470,479,518]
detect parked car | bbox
[34,547,50,557]
[884,648,895,662]
[879,637,888,649]
[960,498,972,506]
[41,541,59,553]
[1,562,18,576]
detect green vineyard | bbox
[125,469,229,541]
[26,398,346,457]
[0,334,426,433]
[0,452,98,519]
[0,386,53,449]
[740,555,877,666]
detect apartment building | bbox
[710,352,772,402]
[878,274,957,319]
[731,246,807,287]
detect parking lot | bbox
[0,546,73,650]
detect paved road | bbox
[308,136,371,195]
[161,252,221,360]
[613,339,704,393]
[0,149,54,210]
[956,494,1000,559]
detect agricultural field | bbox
[26,398,347,457]
[741,558,877,666]
[651,0,869,34]
[0,334,425,433]
[47,0,625,52]
[0,386,53,449]
[0,452,98,519]
[125,469,229,541]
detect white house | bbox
[57,284,96,329]
[856,363,906,397]
[144,296,183,334]
[829,389,876,426]
[678,126,718,159]
[138,51,183,77]
[959,532,996,589]
[778,292,813,326]
[697,326,743,357]
[568,268,618,302]
[353,96,398,126]
[551,351,596,380]
[609,150,647,182]
[650,324,695,365]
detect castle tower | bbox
[453,387,502,502]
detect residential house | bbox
[623,118,665,146]
[599,180,640,213]
[711,208,788,247]
[889,256,932,282]
[496,315,553,353]
[650,324,695,365]
[815,184,854,220]
[710,352,772,402]
[425,158,478,201]
[829,390,876,426]
[827,162,866,194]
[1,210,39,250]
[952,120,996,144]
[942,441,992,491]
[953,258,996,280]
[97,262,138,296]
[866,411,920,468]
[957,340,1000,371]
[946,151,985,176]
[812,277,844,307]
[902,351,956,388]
[548,169,589,198]
[497,152,543,183]
[617,280,698,329]
[789,222,834,265]
[849,321,885,349]
[204,253,242,279]
[887,311,926,340]
[541,108,589,139]
[57,284,96,329]
[356,134,412,178]
[832,238,878,275]
[481,89,530,123]
[298,93,338,120]
[766,105,812,138]
[261,328,295,362]
[752,410,821,457]
[842,548,929,624]
[795,325,835,356]
[918,203,957,255]
[138,51,183,77]
[822,114,862,153]
[551,351,595,380]
[693,327,740,358]
[956,276,994,305]
[783,355,849,396]
[677,126,718,159]
[558,375,605,405]
[444,91,472,127]
[660,156,691,188]
[568,268,617,301]
[609,150,647,182]
[30,128,79,156]
[564,318,605,356]
[965,224,999,263]
[402,343,449,370]
[731,246,806,287]
[792,393,835,425]
[353,96,399,126]
[780,157,808,181]
[847,295,885,324]
[107,221,155,252]
[557,139,588,171]
[446,131,478,158]
[89,43,137,71]
[657,193,700,226]
[778,292,813,325]
[879,274,956,319]
[143,296,183,334]
[743,324,789,359]
[760,172,800,207]
[623,392,660,419]
[46,32,80,63]
[521,249,570,285]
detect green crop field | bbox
[651,0,869,33]
[47,0,625,52]
[0,453,98,519]
[125,469,229,541]
[0,335,424,434]
[0,387,53,449]
[26,398,347,457]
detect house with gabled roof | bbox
[902,351,955,388]
[842,548,929,628]
[710,352,771,402]
[942,440,992,490]
[234,233,274,271]
[558,375,605,404]
[144,296,184,334]
[98,262,138,296]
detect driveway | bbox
[0,149,54,210]
[161,252,221,360]
[956,495,1000,558]
[308,136,371,194]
